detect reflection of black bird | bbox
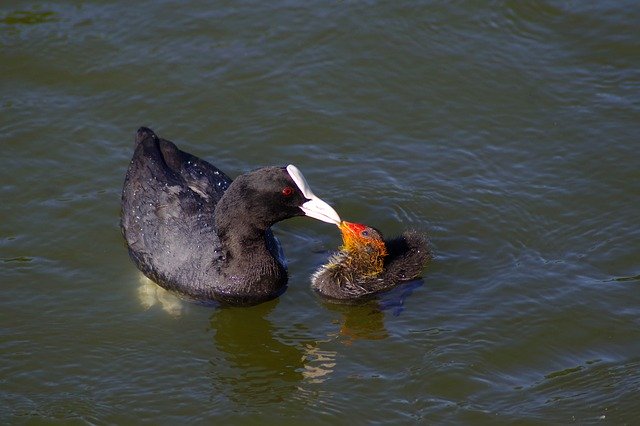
[121,127,340,306]
[311,221,431,302]
[209,300,305,404]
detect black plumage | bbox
[121,127,340,306]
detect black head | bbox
[215,165,340,230]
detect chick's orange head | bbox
[338,221,387,256]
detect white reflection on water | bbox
[136,274,186,317]
[301,344,337,384]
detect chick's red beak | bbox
[339,221,367,235]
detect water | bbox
[2,1,639,424]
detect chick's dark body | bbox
[312,228,431,303]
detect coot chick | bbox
[121,127,341,306]
[311,221,431,303]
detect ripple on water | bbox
[1,0,639,423]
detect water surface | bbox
[2,1,639,424]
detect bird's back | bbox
[121,129,233,298]
[382,231,432,285]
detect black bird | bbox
[311,221,431,303]
[121,127,341,306]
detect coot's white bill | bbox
[287,164,341,225]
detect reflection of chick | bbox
[311,221,432,302]
[336,304,389,344]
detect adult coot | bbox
[311,221,431,303]
[121,127,341,305]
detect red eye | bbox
[282,186,294,197]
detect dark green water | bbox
[2,1,639,424]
